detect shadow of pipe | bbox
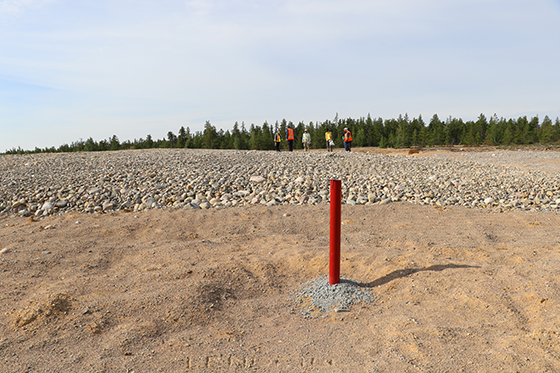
[350,264,480,288]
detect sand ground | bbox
[2,148,560,372]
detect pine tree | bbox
[177,126,187,148]
[554,118,560,143]
[540,116,554,144]
[109,135,120,151]
[502,119,515,145]
[428,114,442,146]
[396,114,411,148]
[485,114,503,146]
[516,116,529,144]
[355,127,366,147]
[261,122,273,150]
[167,131,177,148]
[203,121,218,149]
[528,116,540,144]
[372,117,384,146]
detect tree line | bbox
[5,113,560,154]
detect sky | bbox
[1,0,560,152]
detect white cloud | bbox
[0,0,56,19]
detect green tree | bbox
[84,137,97,151]
[183,127,193,148]
[427,114,443,146]
[261,121,274,150]
[554,118,560,143]
[485,114,504,146]
[515,116,530,144]
[248,124,260,150]
[476,113,488,144]
[372,117,384,147]
[528,116,540,144]
[221,130,233,149]
[203,121,219,149]
[396,114,411,148]
[540,115,554,144]
[145,134,154,148]
[445,117,463,145]
[177,126,187,148]
[410,116,425,147]
[109,135,120,151]
[354,127,366,147]
[167,131,177,148]
[232,122,243,150]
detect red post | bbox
[329,179,341,285]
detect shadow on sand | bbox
[339,264,480,288]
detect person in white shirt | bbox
[302,130,311,151]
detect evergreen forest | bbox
[5,113,560,154]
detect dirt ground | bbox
[3,149,560,372]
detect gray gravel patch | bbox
[291,277,376,318]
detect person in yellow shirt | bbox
[274,131,282,152]
[325,129,333,152]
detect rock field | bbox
[2,148,560,217]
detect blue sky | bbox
[1,0,560,152]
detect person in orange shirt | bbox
[343,127,352,152]
[286,126,295,152]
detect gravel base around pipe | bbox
[291,277,376,318]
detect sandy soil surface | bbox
[3,149,560,372]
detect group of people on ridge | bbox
[274,127,352,152]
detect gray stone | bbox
[18,209,31,217]
[41,202,54,211]
[249,175,266,183]
[56,200,68,208]
[357,196,368,204]
[11,200,26,209]
[144,198,157,208]
[308,195,322,204]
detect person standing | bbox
[274,131,282,152]
[302,130,310,151]
[325,129,333,152]
[286,126,295,152]
[343,127,352,152]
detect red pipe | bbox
[329,179,341,285]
